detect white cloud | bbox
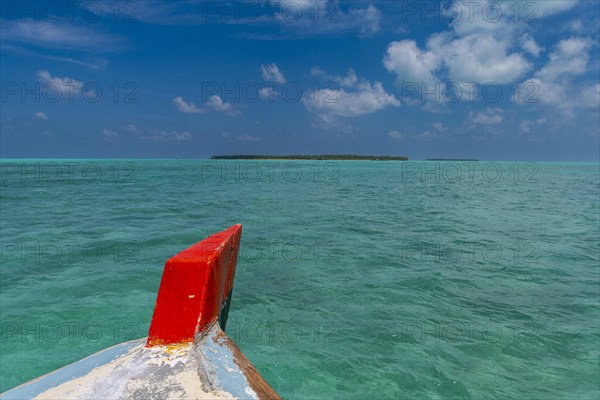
[310,66,326,76]
[432,122,448,132]
[102,129,119,141]
[535,37,593,82]
[47,56,109,70]
[309,67,362,88]
[515,37,598,117]
[521,34,543,57]
[206,95,233,112]
[427,32,531,84]
[260,87,277,101]
[172,95,236,114]
[121,124,192,141]
[36,70,84,99]
[2,21,123,51]
[335,69,359,88]
[132,1,380,38]
[237,133,261,142]
[519,120,531,133]
[261,63,286,84]
[383,40,439,86]
[222,132,261,141]
[169,131,192,141]
[305,82,399,117]
[384,33,530,88]
[303,70,399,126]
[562,17,599,35]
[388,130,403,139]
[450,1,579,35]
[519,117,546,133]
[146,130,192,141]
[124,124,138,132]
[449,3,514,37]
[127,0,375,39]
[528,0,579,17]
[580,83,600,108]
[272,2,381,38]
[381,0,586,95]
[349,4,381,36]
[468,107,504,126]
[172,96,205,114]
[275,0,319,10]
[520,78,564,106]
[564,19,584,34]
[33,111,48,121]
[418,130,437,140]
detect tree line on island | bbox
[211,154,409,161]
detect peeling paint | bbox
[196,326,259,400]
[1,339,235,400]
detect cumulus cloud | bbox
[206,95,233,112]
[562,17,599,35]
[119,125,192,141]
[261,63,286,84]
[515,37,598,117]
[310,66,326,76]
[384,33,530,89]
[580,83,600,108]
[124,124,139,132]
[349,4,381,36]
[528,80,600,117]
[380,0,596,129]
[468,107,504,126]
[270,1,381,38]
[388,130,403,139]
[172,96,205,114]
[519,118,546,133]
[428,32,531,84]
[102,129,119,141]
[144,130,192,141]
[380,0,588,96]
[222,132,261,141]
[335,69,359,88]
[33,111,48,121]
[535,37,593,82]
[260,87,277,101]
[519,78,562,105]
[305,81,399,117]
[303,69,399,128]
[384,40,440,86]
[432,122,448,132]
[36,70,84,98]
[172,95,236,114]
[521,34,543,57]
[167,130,192,141]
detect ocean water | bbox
[1,159,599,399]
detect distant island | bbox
[426,158,479,161]
[211,154,408,161]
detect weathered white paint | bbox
[196,325,259,400]
[1,324,264,400]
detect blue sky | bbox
[1,0,599,160]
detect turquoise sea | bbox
[1,160,599,399]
